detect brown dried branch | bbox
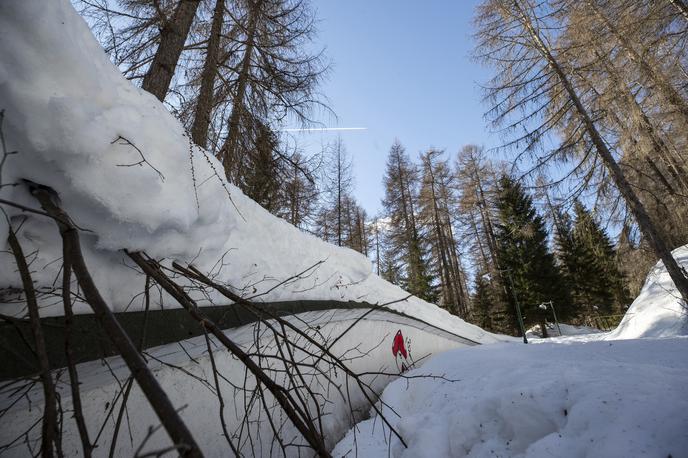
[111,136,165,182]
[127,251,331,457]
[31,187,202,458]
[7,228,60,458]
[201,327,239,454]
[61,247,92,457]
[168,260,409,449]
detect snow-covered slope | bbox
[334,337,688,458]
[0,0,495,343]
[607,245,688,339]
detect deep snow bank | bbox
[608,245,688,339]
[333,338,688,458]
[0,0,495,343]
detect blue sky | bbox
[286,0,500,215]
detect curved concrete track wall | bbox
[0,301,478,380]
[1,303,479,456]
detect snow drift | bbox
[0,0,494,344]
[333,337,688,457]
[607,245,688,339]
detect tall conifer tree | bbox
[381,141,434,301]
[494,175,569,336]
[572,201,630,315]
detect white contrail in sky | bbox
[279,127,368,132]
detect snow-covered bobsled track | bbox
[0,1,495,455]
[0,304,476,456]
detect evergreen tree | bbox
[494,175,569,337]
[572,201,631,315]
[241,121,281,211]
[381,141,434,301]
[551,208,584,322]
[419,150,468,316]
[471,271,495,331]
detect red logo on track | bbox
[392,330,407,359]
[392,329,414,373]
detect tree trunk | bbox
[393,152,420,289]
[645,156,677,195]
[440,180,468,315]
[191,0,226,148]
[588,0,688,123]
[471,162,499,268]
[668,0,688,22]
[426,160,456,313]
[469,210,490,271]
[8,229,59,458]
[374,221,381,276]
[395,154,413,241]
[515,0,688,309]
[219,1,261,181]
[142,0,201,102]
[337,145,343,246]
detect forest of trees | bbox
[78,0,688,337]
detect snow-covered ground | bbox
[526,322,602,339]
[334,247,688,457]
[2,1,688,457]
[527,245,688,345]
[333,337,688,458]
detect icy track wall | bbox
[0,310,476,456]
[0,0,495,344]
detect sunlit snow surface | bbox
[333,337,688,458]
[334,247,688,457]
[0,309,478,456]
[608,246,688,339]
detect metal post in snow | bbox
[484,269,527,343]
[503,269,527,344]
[538,300,561,337]
[549,301,562,336]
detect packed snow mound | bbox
[333,338,688,458]
[0,0,495,343]
[608,245,688,339]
